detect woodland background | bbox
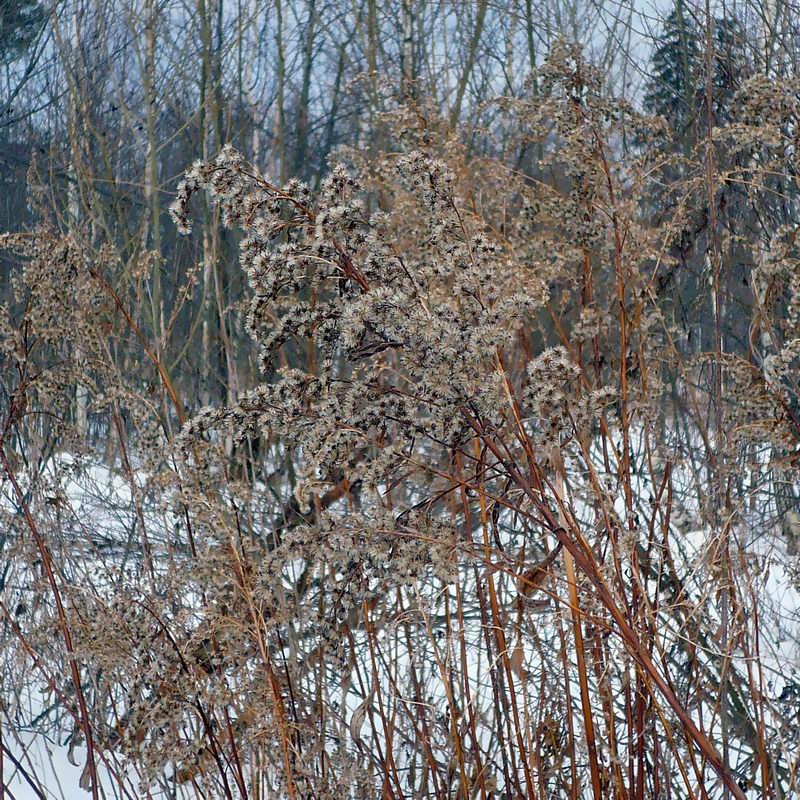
[0,0,765,410]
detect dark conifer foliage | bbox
[0,0,44,63]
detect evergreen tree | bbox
[643,2,702,141]
[711,15,752,122]
[0,0,45,64]
[643,4,755,369]
[644,4,753,140]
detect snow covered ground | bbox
[2,438,800,798]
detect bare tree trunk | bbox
[244,0,261,162]
[198,0,214,407]
[275,0,287,183]
[401,0,415,96]
[68,6,88,438]
[143,0,162,346]
[450,0,487,127]
[293,0,317,176]
[524,0,537,73]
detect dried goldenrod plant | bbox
[3,42,800,800]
